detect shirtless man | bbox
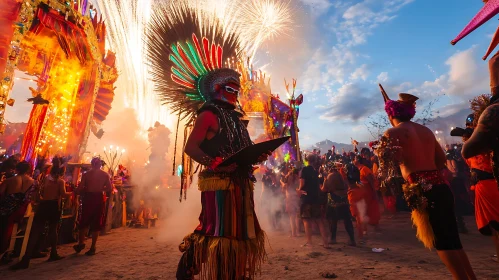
[462,51,499,184]
[0,161,34,254]
[379,87,476,280]
[73,157,112,256]
[10,158,71,269]
[0,161,34,195]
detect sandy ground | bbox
[0,213,498,280]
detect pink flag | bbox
[451,0,499,45]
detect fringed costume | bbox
[146,5,265,279]
[405,171,462,250]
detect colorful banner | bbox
[20,105,48,165]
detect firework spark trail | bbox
[95,0,173,131]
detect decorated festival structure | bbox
[0,0,117,165]
[264,79,303,163]
[237,58,271,143]
[237,59,303,163]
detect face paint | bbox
[214,82,240,106]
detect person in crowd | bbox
[353,155,381,230]
[378,87,476,279]
[322,164,356,246]
[462,51,499,191]
[326,150,333,162]
[282,165,301,237]
[360,148,373,169]
[0,161,35,259]
[347,165,368,241]
[73,157,112,256]
[261,168,280,230]
[446,147,471,233]
[453,105,499,262]
[10,157,71,269]
[299,153,329,248]
[0,156,19,181]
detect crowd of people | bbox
[0,155,114,270]
[260,146,399,248]
[258,82,499,279]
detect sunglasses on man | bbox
[224,86,239,95]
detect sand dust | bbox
[1,213,498,280]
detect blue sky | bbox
[260,0,496,147]
[6,0,495,150]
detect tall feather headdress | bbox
[470,94,491,127]
[146,4,242,123]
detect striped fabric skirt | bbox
[178,174,266,280]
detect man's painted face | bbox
[215,82,240,106]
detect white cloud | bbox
[392,81,412,92]
[376,72,389,83]
[297,0,415,123]
[343,3,373,20]
[300,45,356,93]
[445,46,489,97]
[350,64,370,81]
[319,83,379,121]
[363,46,488,132]
[300,0,414,96]
[404,46,488,101]
[331,0,414,48]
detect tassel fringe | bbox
[411,209,435,250]
[182,231,267,280]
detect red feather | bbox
[192,34,206,71]
[217,45,223,68]
[203,37,212,70]
[178,43,199,76]
[211,43,217,69]
[171,74,196,89]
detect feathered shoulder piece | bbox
[146,3,241,123]
[470,94,491,127]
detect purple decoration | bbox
[451,0,499,45]
[385,100,416,120]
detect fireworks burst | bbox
[95,0,292,132]
[239,0,293,61]
[181,0,293,61]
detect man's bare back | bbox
[42,177,70,201]
[386,121,446,179]
[80,169,112,193]
[2,175,34,195]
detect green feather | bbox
[186,41,207,75]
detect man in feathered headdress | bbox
[377,85,476,279]
[146,5,269,280]
[462,53,499,187]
